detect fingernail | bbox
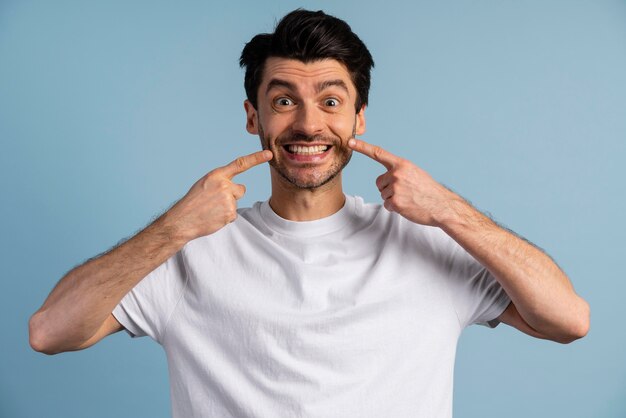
[348,139,356,147]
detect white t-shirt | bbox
[113,195,511,418]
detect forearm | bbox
[29,211,188,353]
[437,198,589,341]
[30,150,271,354]
[347,138,589,342]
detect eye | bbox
[274,97,294,106]
[324,98,339,107]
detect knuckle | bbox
[220,205,234,221]
[207,167,224,180]
[234,157,247,171]
[218,180,231,191]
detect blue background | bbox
[1,1,624,417]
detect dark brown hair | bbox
[240,9,374,111]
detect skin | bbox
[29,151,272,353]
[346,138,589,342]
[30,57,589,355]
[244,57,365,221]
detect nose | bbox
[291,103,324,138]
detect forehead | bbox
[260,57,355,92]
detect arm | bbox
[29,150,273,355]
[436,197,589,343]
[348,138,589,344]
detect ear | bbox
[244,100,258,134]
[354,104,366,136]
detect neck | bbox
[269,170,346,221]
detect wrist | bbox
[151,210,193,248]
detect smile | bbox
[284,144,331,155]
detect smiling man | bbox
[244,56,365,219]
[30,9,589,418]
[252,58,359,189]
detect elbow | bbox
[29,311,62,355]
[556,298,591,344]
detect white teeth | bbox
[287,145,329,155]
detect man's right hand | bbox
[29,148,272,354]
[165,149,273,241]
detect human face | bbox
[245,57,366,190]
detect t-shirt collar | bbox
[259,195,356,237]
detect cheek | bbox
[260,114,293,139]
[329,115,357,139]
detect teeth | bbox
[287,145,329,155]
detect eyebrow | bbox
[265,78,350,96]
[266,79,296,94]
[316,79,349,95]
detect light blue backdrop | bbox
[1,1,624,417]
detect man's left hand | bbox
[348,138,462,227]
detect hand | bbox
[165,150,273,240]
[348,138,460,227]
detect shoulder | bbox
[353,196,463,256]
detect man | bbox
[30,9,589,418]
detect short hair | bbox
[240,9,374,112]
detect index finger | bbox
[348,138,400,170]
[220,149,273,178]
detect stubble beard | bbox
[258,123,355,190]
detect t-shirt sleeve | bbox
[112,250,188,343]
[428,227,511,329]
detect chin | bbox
[274,160,348,190]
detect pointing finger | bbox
[220,150,273,178]
[348,138,399,170]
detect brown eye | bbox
[324,98,339,107]
[275,97,294,106]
